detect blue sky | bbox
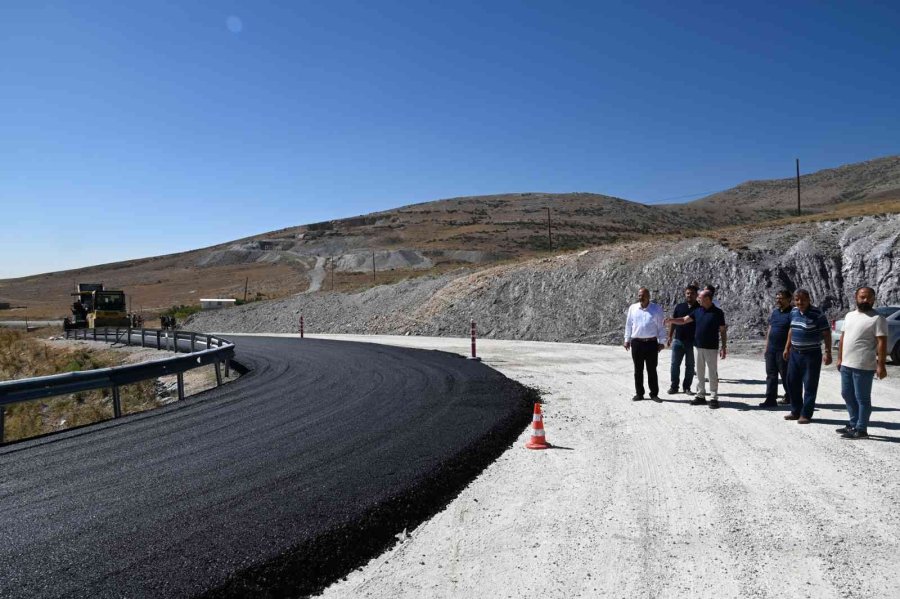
[2,0,898,278]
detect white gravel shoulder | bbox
[231,334,900,599]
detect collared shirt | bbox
[689,304,727,350]
[672,301,698,343]
[767,306,792,352]
[790,305,830,350]
[624,302,666,344]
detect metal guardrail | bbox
[0,328,236,444]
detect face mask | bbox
[857,302,873,312]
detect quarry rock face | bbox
[188,215,900,348]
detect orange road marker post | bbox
[468,320,481,361]
[525,403,550,449]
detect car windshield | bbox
[875,307,899,318]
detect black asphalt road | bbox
[0,336,532,598]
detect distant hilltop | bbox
[1,154,898,320]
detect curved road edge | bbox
[203,356,537,598]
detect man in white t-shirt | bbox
[835,286,888,440]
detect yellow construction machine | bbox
[63,283,130,330]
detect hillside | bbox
[188,214,900,346]
[2,155,898,321]
[688,155,900,211]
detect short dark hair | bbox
[794,288,811,299]
[704,284,716,297]
[685,285,699,293]
[776,289,791,298]
[856,286,876,297]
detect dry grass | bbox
[0,328,160,443]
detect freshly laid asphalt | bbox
[0,336,532,598]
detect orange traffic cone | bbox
[525,403,550,449]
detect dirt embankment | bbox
[187,215,900,347]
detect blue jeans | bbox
[787,349,822,419]
[765,349,789,402]
[840,366,874,431]
[670,339,695,390]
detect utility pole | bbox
[796,158,801,216]
[372,252,376,285]
[243,277,249,302]
[546,207,552,251]
[24,306,28,332]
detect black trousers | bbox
[765,349,789,402]
[631,338,659,397]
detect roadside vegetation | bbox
[0,328,159,444]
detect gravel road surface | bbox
[0,336,531,598]
[301,335,900,599]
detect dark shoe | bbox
[683,387,692,394]
[842,429,869,440]
[631,394,644,401]
[758,400,778,408]
[798,416,811,424]
[690,396,707,406]
[708,399,720,409]
[835,425,855,434]
[777,396,790,405]
[667,386,679,395]
[650,395,663,403]
[784,413,800,420]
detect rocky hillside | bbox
[188,214,900,349]
[3,155,898,320]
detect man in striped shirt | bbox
[782,289,832,423]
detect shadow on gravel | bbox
[718,378,766,385]
[816,403,900,413]
[812,417,900,432]
[199,382,540,599]
[716,392,766,399]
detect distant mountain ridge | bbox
[2,154,898,319]
[689,155,900,210]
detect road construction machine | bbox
[63,283,130,330]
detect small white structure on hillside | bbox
[200,298,237,310]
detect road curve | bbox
[0,336,532,598]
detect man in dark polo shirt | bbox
[667,284,699,395]
[783,289,832,423]
[760,289,793,407]
[665,290,727,409]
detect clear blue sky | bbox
[2,0,898,278]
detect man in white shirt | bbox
[624,287,666,402]
[836,286,888,440]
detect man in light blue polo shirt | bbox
[782,289,832,423]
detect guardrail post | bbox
[190,333,196,353]
[156,330,161,350]
[0,407,5,444]
[214,361,223,386]
[93,328,97,341]
[206,335,212,349]
[141,328,146,347]
[224,359,230,378]
[177,373,185,400]
[111,385,122,418]
[126,327,132,346]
